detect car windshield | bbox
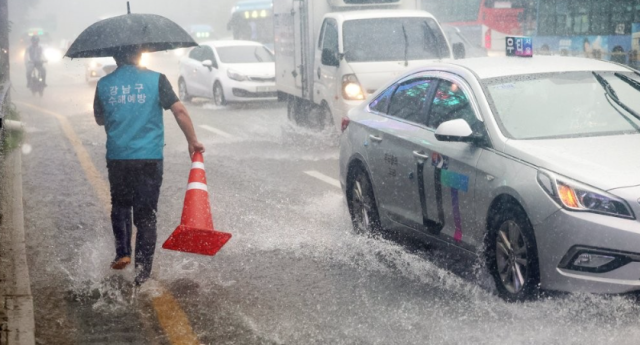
[342,17,449,62]
[485,71,640,140]
[216,45,274,63]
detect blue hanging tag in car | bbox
[506,36,533,57]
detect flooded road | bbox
[11,54,640,345]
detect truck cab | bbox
[274,0,453,131]
[314,11,451,129]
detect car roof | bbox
[448,56,631,79]
[328,10,437,21]
[199,40,264,48]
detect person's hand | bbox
[189,141,205,157]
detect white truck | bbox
[273,0,456,131]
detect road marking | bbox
[199,124,232,138]
[304,170,341,188]
[16,101,201,345]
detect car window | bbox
[427,80,478,129]
[369,85,397,114]
[201,46,218,68]
[387,79,433,123]
[317,21,326,49]
[321,20,339,57]
[486,71,640,139]
[189,47,203,61]
[343,17,449,62]
[202,46,215,62]
[216,46,274,63]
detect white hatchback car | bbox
[178,40,276,105]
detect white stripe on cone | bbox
[191,162,205,170]
[187,182,208,191]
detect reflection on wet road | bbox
[12,54,640,345]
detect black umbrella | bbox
[65,2,197,58]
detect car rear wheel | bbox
[287,96,305,126]
[178,79,192,102]
[486,203,540,302]
[213,82,226,106]
[347,166,381,235]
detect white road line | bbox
[304,170,341,188]
[199,125,233,138]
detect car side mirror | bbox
[202,60,214,70]
[321,48,339,67]
[452,42,466,59]
[435,119,479,143]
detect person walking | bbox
[93,48,204,286]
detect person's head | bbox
[31,35,40,46]
[113,48,141,67]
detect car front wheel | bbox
[347,166,381,235]
[213,82,226,106]
[178,79,192,102]
[486,203,540,302]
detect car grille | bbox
[232,88,277,98]
[247,76,275,82]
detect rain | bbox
[1,0,640,344]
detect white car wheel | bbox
[213,82,226,106]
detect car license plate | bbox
[257,86,275,92]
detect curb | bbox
[0,150,35,345]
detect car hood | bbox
[348,60,442,94]
[504,134,640,191]
[224,62,275,78]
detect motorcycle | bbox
[28,61,46,97]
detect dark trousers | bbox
[107,160,163,282]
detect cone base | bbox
[162,225,232,256]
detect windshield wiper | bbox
[254,48,263,62]
[592,71,640,122]
[401,24,409,67]
[614,72,640,92]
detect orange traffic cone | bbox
[162,152,232,256]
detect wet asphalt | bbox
[11,53,640,345]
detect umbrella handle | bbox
[127,1,131,14]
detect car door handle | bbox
[413,151,430,160]
[369,134,383,142]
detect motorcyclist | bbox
[25,35,47,87]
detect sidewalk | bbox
[0,140,35,344]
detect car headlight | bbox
[227,69,246,81]
[537,170,634,219]
[44,48,62,63]
[342,74,364,100]
[138,52,150,67]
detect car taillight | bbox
[341,117,350,133]
[484,28,492,50]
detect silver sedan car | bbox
[339,56,640,301]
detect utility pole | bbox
[0,0,9,83]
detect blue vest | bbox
[97,65,164,160]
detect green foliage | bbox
[2,103,23,152]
